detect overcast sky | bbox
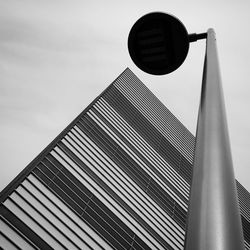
[1,0,250,193]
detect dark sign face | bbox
[128,12,190,75]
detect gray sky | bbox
[1,0,250,193]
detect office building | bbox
[1,68,249,249]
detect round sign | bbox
[128,12,190,75]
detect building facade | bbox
[1,68,249,250]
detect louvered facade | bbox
[1,68,249,249]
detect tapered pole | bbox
[184,29,245,250]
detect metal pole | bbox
[184,29,245,250]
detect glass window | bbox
[34,156,153,249]
[27,174,112,250]
[0,219,34,250]
[4,198,63,249]
[43,155,91,204]
[16,185,87,250]
[33,167,84,215]
[90,197,133,244]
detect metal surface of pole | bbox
[184,29,245,250]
